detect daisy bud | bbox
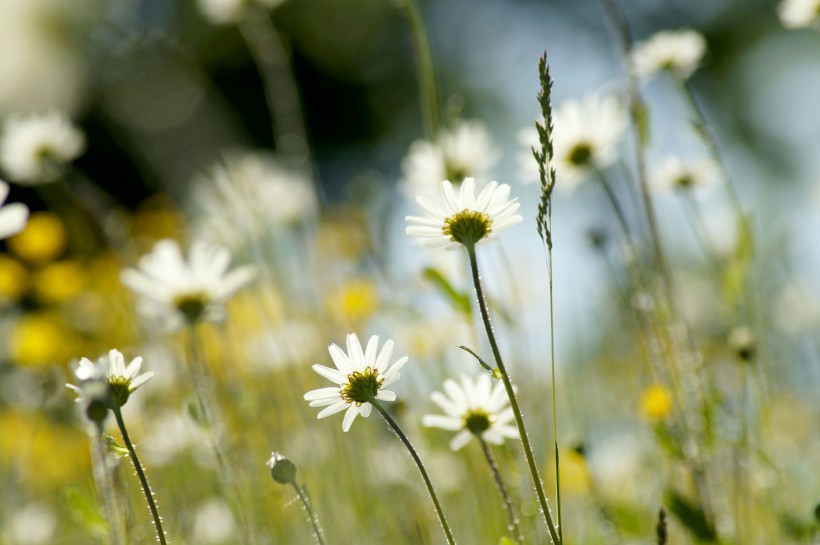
[267,452,297,485]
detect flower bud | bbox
[267,452,297,485]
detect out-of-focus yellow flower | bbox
[7,212,66,264]
[558,448,590,496]
[9,312,73,367]
[0,410,90,492]
[226,286,285,331]
[0,254,29,302]
[32,260,86,304]
[316,207,370,260]
[132,195,185,243]
[328,278,378,324]
[640,383,673,422]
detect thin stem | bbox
[370,399,457,545]
[593,168,633,244]
[112,405,168,545]
[291,483,326,545]
[545,231,562,543]
[89,428,126,545]
[395,0,441,139]
[465,244,561,545]
[477,437,525,545]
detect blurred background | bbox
[0,0,818,543]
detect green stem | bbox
[478,437,525,545]
[545,227,562,544]
[396,0,441,139]
[370,399,457,545]
[291,483,326,545]
[593,168,632,243]
[89,428,126,545]
[112,405,168,545]
[465,244,561,545]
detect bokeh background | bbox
[0,0,819,543]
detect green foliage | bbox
[665,491,717,542]
[422,267,472,316]
[63,485,108,538]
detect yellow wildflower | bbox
[7,212,66,264]
[640,383,673,422]
[0,254,29,303]
[329,278,378,324]
[9,312,74,367]
[33,260,87,304]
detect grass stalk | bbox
[478,437,525,545]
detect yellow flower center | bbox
[443,209,491,246]
[341,367,383,405]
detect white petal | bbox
[342,404,360,432]
[312,364,348,385]
[422,415,462,430]
[317,400,348,419]
[304,387,342,401]
[449,430,473,451]
[375,390,396,402]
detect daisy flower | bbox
[552,93,627,189]
[400,120,500,197]
[405,177,522,250]
[650,156,719,196]
[0,111,85,184]
[67,349,154,408]
[778,0,820,29]
[631,29,707,82]
[121,239,257,331]
[0,180,28,239]
[304,333,407,432]
[423,374,518,451]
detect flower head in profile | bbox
[400,120,500,197]
[0,112,85,184]
[778,0,820,29]
[304,334,407,432]
[423,374,517,451]
[650,156,719,196]
[67,349,154,409]
[631,29,707,82]
[0,180,28,239]
[552,93,627,188]
[405,177,522,250]
[121,239,257,331]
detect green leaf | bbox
[722,213,753,311]
[102,434,129,457]
[665,490,717,542]
[634,98,651,146]
[422,267,472,316]
[457,345,493,372]
[63,485,108,537]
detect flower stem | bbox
[89,428,126,545]
[477,436,525,545]
[370,399,457,545]
[291,482,326,545]
[395,0,441,139]
[112,405,168,545]
[465,244,561,545]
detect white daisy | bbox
[0,111,85,184]
[0,179,28,239]
[121,239,257,331]
[516,125,540,184]
[552,93,627,189]
[405,177,522,250]
[650,156,719,196]
[67,349,154,408]
[400,120,500,197]
[778,0,820,29]
[190,150,317,248]
[304,333,407,432]
[197,0,284,25]
[423,374,518,451]
[631,29,707,82]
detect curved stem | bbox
[292,483,326,545]
[395,0,441,139]
[369,399,457,545]
[112,405,168,545]
[465,244,561,545]
[478,437,525,545]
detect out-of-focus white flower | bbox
[778,0,820,29]
[552,93,627,189]
[197,0,285,25]
[0,180,28,239]
[423,374,518,451]
[516,125,540,184]
[1,503,58,545]
[304,333,407,432]
[190,150,317,248]
[405,178,522,250]
[0,112,85,184]
[650,156,719,196]
[774,281,820,334]
[400,120,500,197]
[632,29,707,81]
[191,498,236,544]
[242,321,321,374]
[121,239,257,331]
